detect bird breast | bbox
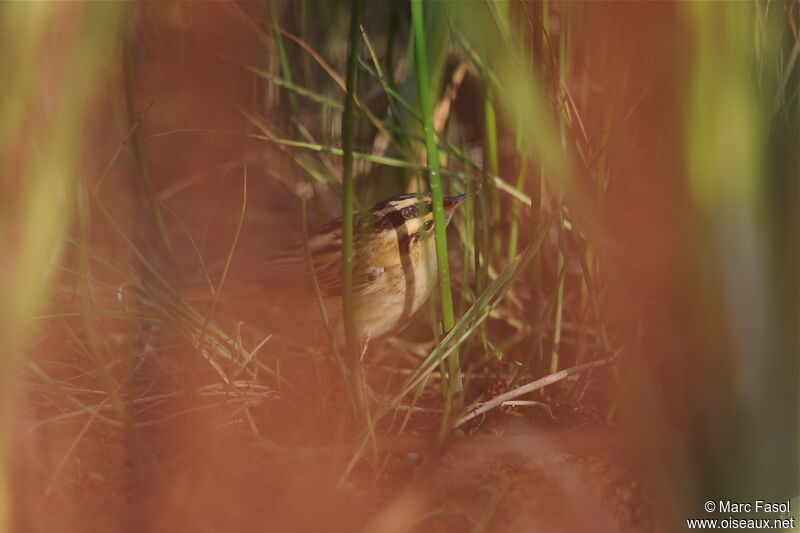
[353,235,437,340]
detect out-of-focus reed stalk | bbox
[682,0,798,503]
[0,3,123,528]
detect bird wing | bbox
[262,229,343,298]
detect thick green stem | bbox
[411,0,461,395]
[342,0,366,413]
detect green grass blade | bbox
[411,0,461,402]
[342,0,366,416]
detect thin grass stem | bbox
[483,87,501,258]
[269,2,300,124]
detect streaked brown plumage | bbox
[182,193,467,346]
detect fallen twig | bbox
[454,356,617,428]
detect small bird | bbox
[183,193,468,347]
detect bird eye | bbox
[422,220,434,232]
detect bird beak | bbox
[443,190,476,211]
[443,191,475,224]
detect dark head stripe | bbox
[372,208,407,232]
[370,193,427,212]
[370,194,432,231]
[311,192,461,238]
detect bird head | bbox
[366,192,469,252]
